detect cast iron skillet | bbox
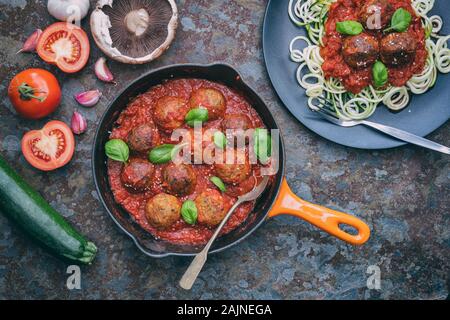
[92,64,370,258]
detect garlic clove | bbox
[17,29,42,54]
[74,90,102,107]
[71,111,87,135]
[94,57,115,83]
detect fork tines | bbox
[314,96,339,118]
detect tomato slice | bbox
[36,22,90,73]
[21,121,75,171]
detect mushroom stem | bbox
[124,8,150,37]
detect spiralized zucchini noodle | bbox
[288,0,450,120]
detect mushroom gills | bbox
[91,0,178,62]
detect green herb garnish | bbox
[213,131,227,149]
[105,139,129,163]
[253,128,272,164]
[372,61,388,88]
[148,144,182,164]
[210,176,226,192]
[336,21,364,35]
[181,200,197,225]
[384,8,412,33]
[185,108,209,127]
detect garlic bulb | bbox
[47,0,90,22]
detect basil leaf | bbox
[372,61,388,88]
[105,139,129,163]
[253,128,272,164]
[385,8,412,33]
[185,108,208,127]
[336,21,363,36]
[148,144,176,164]
[181,200,197,225]
[210,176,226,192]
[213,131,227,149]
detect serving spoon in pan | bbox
[179,176,270,290]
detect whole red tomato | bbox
[8,68,61,119]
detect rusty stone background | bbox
[0,0,448,299]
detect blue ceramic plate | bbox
[263,0,450,149]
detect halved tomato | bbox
[36,22,90,73]
[21,121,75,171]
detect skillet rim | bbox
[92,63,286,258]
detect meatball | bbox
[222,113,253,146]
[145,193,181,229]
[163,163,197,196]
[127,123,160,153]
[195,189,226,227]
[215,162,252,184]
[214,149,251,184]
[120,158,154,192]
[225,175,256,197]
[380,32,417,67]
[358,0,394,30]
[189,88,226,120]
[342,33,379,69]
[153,96,189,131]
[222,114,252,131]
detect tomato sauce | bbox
[320,0,427,94]
[107,78,272,245]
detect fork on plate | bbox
[313,96,450,154]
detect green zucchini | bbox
[0,155,97,264]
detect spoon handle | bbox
[179,248,208,290]
[179,200,242,290]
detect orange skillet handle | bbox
[269,178,370,245]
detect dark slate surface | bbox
[0,0,448,300]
